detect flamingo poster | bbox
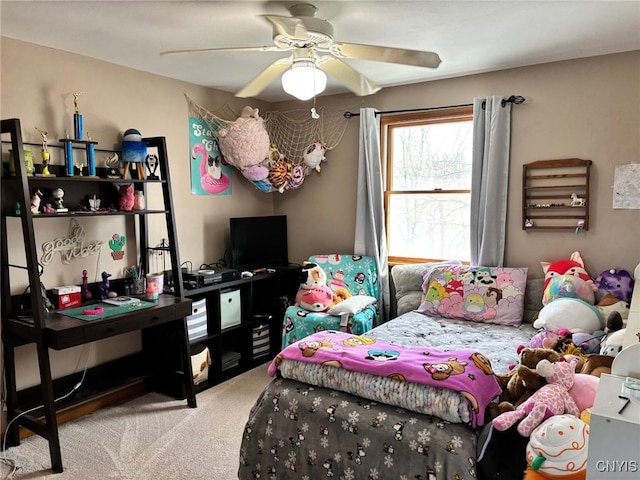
[189,116,232,195]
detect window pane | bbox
[388,193,470,260]
[391,122,472,191]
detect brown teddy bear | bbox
[486,347,561,421]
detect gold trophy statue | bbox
[35,127,55,176]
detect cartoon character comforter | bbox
[239,331,505,480]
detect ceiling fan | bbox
[160,3,441,99]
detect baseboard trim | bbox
[17,381,145,441]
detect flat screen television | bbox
[230,215,289,270]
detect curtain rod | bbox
[343,95,525,119]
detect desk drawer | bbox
[83,306,176,342]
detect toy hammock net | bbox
[186,95,350,193]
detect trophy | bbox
[35,127,55,176]
[73,91,83,140]
[145,154,159,180]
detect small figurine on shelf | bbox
[89,195,101,211]
[118,184,135,211]
[122,129,146,180]
[52,188,69,212]
[570,193,585,207]
[42,204,56,214]
[145,154,159,180]
[81,269,93,302]
[30,188,42,214]
[99,271,111,300]
[105,153,121,178]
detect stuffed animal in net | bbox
[295,263,334,312]
[524,414,589,479]
[217,106,270,171]
[303,141,327,173]
[493,358,580,437]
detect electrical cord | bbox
[1,344,91,479]
[199,259,228,271]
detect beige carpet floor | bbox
[1,363,272,479]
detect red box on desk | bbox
[52,285,81,309]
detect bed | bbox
[239,263,542,480]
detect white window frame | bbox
[381,106,473,265]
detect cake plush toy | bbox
[524,414,589,479]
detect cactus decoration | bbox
[109,233,126,260]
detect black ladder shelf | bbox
[1,118,194,473]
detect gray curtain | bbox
[470,96,512,267]
[355,108,390,322]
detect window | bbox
[381,107,473,264]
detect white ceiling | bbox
[2,1,639,102]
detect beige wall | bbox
[274,51,640,278]
[2,37,639,389]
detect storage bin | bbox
[186,298,207,342]
[220,289,241,330]
[190,343,211,386]
[252,323,271,358]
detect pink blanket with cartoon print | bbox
[268,331,501,426]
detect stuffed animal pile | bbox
[479,252,636,479]
[530,251,635,363]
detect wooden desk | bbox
[2,295,196,473]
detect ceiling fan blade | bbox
[317,56,380,96]
[330,42,441,69]
[264,15,309,41]
[160,45,283,56]
[235,57,292,98]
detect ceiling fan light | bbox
[281,62,327,101]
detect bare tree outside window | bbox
[382,107,473,263]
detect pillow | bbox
[327,295,377,315]
[416,265,528,326]
[391,260,462,316]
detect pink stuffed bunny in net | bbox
[493,358,580,437]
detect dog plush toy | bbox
[493,359,580,437]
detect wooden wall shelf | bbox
[522,158,592,231]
